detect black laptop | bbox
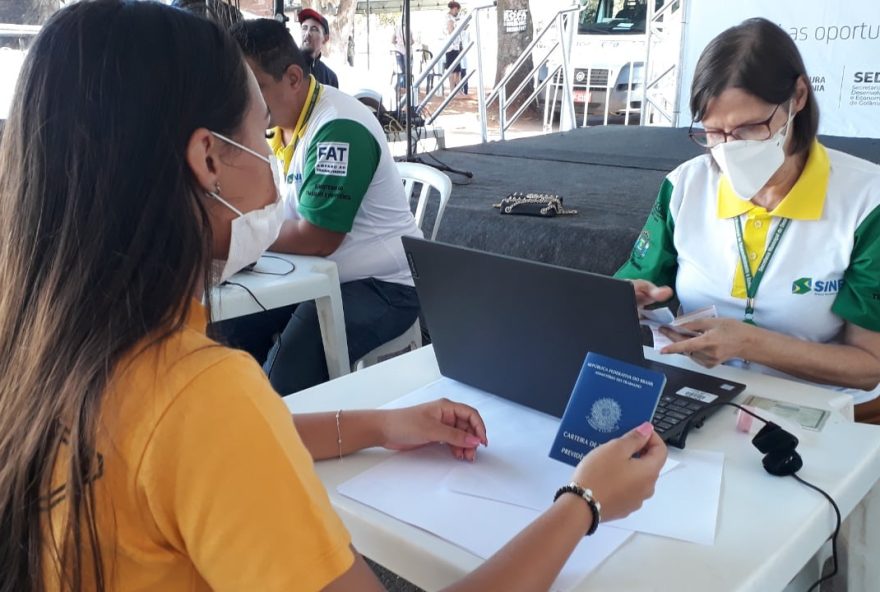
[402,237,746,448]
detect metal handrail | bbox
[485,5,581,106]
[645,63,675,92]
[507,41,560,107]
[507,65,561,128]
[426,70,475,125]
[414,39,474,113]
[409,3,494,96]
[489,6,580,139]
[411,13,471,90]
[652,0,679,23]
[640,0,687,126]
[403,2,494,135]
[0,24,41,36]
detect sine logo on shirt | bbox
[316,142,350,176]
[791,277,846,296]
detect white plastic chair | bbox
[396,161,453,241]
[351,163,453,370]
[353,88,384,115]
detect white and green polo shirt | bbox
[616,141,880,403]
[270,77,422,286]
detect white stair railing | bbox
[482,4,583,141]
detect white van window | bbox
[579,0,663,35]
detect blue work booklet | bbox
[549,352,666,466]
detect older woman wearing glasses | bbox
[615,18,880,423]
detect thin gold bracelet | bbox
[335,409,343,462]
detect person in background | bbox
[616,18,880,422]
[298,7,338,88]
[0,4,666,590]
[459,19,470,95]
[444,1,463,92]
[228,19,423,394]
[392,16,408,89]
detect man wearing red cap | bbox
[298,8,339,88]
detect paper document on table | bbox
[605,449,724,545]
[445,434,679,513]
[340,379,632,591]
[447,445,720,545]
[338,444,631,591]
[379,378,722,544]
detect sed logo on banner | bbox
[316,142,349,177]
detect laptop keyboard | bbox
[652,394,706,435]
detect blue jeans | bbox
[218,278,419,395]
[395,51,406,88]
[213,278,420,395]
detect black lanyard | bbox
[733,216,791,323]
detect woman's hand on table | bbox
[379,399,488,461]
[660,317,759,367]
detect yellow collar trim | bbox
[290,74,319,148]
[717,140,830,220]
[269,75,320,175]
[268,75,319,155]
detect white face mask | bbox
[209,132,286,282]
[710,103,795,201]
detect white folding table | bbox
[210,253,350,378]
[286,346,880,591]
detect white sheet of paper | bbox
[338,444,632,592]
[640,319,675,350]
[639,307,675,324]
[380,378,722,545]
[605,448,724,545]
[446,445,679,512]
[444,420,680,514]
[339,379,635,591]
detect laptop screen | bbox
[403,237,647,417]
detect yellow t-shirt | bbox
[45,302,353,590]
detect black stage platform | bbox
[416,126,880,276]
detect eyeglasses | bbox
[689,103,783,148]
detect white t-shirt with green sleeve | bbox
[282,85,422,286]
[617,143,880,403]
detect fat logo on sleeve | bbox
[315,142,350,176]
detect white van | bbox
[538,0,664,120]
[1,25,40,121]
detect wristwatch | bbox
[554,482,601,536]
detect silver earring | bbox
[214,182,221,195]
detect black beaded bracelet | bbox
[554,482,601,536]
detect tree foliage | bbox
[0,0,59,26]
